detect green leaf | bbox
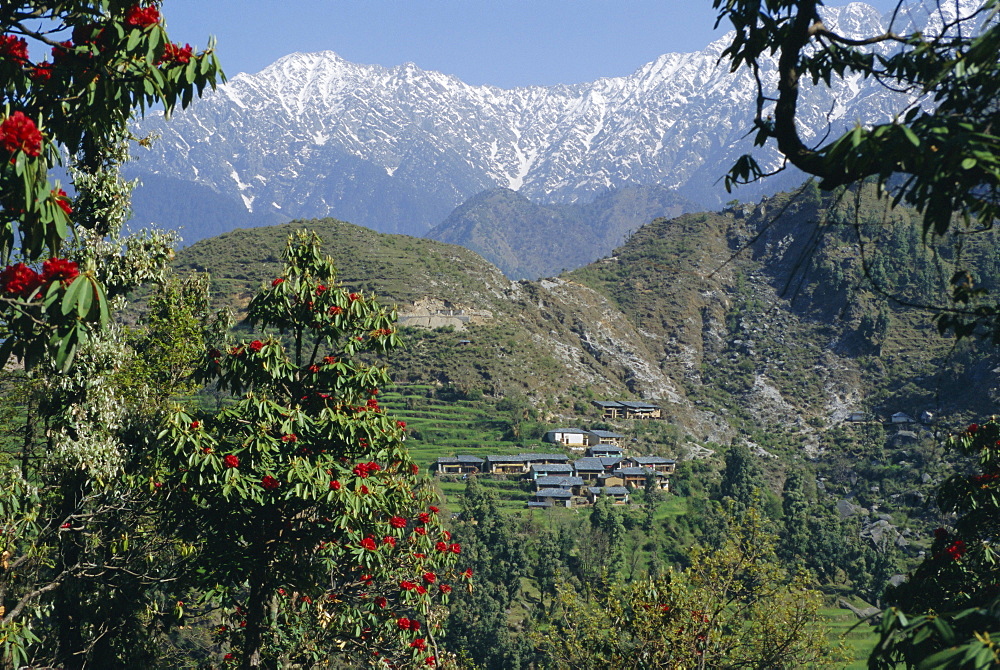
[62,275,88,316]
[962,157,978,169]
[900,124,921,147]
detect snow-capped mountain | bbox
[129,0,983,241]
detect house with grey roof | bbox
[586,444,624,458]
[533,488,573,508]
[434,455,484,475]
[484,454,527,475]
[572,457,624,482]
[613,467,670,490]
[530,463,574,479]
[544,428,591,447]
[586,486,630,504]
[535,476,585,495]
[587,429,625,447]
[625,456,676,475]
[593,400,661,419]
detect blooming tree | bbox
[871,418,1000,668]
[0,1,221,369]
[161,232,467,669]
[0,2,222,666]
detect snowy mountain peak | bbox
[131,1,974,240]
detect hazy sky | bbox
[162,0,903,88]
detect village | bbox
[433,401,675,509]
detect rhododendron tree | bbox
[160,232,467,669]
[870,418,1000,668]
[0,2,222,666]
[0,0,221,370]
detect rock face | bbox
[127,2,981,244]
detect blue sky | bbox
[163,0,902,88]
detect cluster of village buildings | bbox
[434,401,673,509]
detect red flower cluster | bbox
[945,540,967,560]
[323,355,337,364]
[397,420,407,429]
[428,506,439,514]
[425,656,436,666]
[0,111,43,157]
[449,543,461,554]
[328,305,342,315]
[271,277,285,286]
[460,568,473,579]
[422,572,436,584]
[439,583,452,594]
[360,537,377,551]
[390,516,407,529]
[261,475,280,491]
[223,454,239,468]
[375,596,388,609]
[349,292,361,301]
[125,5,161,28]
[383,535,396,547]
[0,263,42,297]
[418,512,431,524]
[316,284,327,294]
[410,638,427,651]
[329,480,341,490]
[248,340,264,352]
[30,63,52,82]
[970,473,1000,486]
[42,257,79,285]
[397,617,420,631]
[160,42,192,64]
[353,461,381,478]
[414,527,426,536]
[436,541,449,552]
[400,580,417,591]
[281,433,297,443]
[968,423,980,435]
[0,35,29,65]
[191,421,200,430]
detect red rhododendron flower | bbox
[223,454,239,468]
[412,552,426,559]
[52,188,72,215]
[366,398,379,409]
[968,423,980,435]
[400,580,416,590]
[348,292,360,301]
[411,464,420,475]
[450,543,461,554]
[436,541,448,552]
[383,536,396,547]
[375,596,388,609]
[282,433,297,443]
[425,657,436,667]
[328,305,342,315]
[359,484,369,495]
[329,480,341,490]
[360,537,377,551]
[397,617,411,629]
[442,530,451,540]
[390,516,407,528]
[439,583,452,594]
[418,512,431,524]
[224,653,235,662]
[160,42,192,64]
[945,540,967,560]
[323,355,337,364]
[0,263,41,297]
[125,5,161,28]
[42,257,79,285]
[353,463,370,478]
[428,506,439,514]
[415,584,427,595]
[261,475,280,491]
[414,526,426,536]
[316,284,326,294]
[271,277,284,286]
[0,111,43,157]
[30,63,52,82]
[461,568,473,579]
[190,421,200,430]
[410,638,427,651]
[248,340,264,352]
[0,35,29,65]
[422,572,436,584]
